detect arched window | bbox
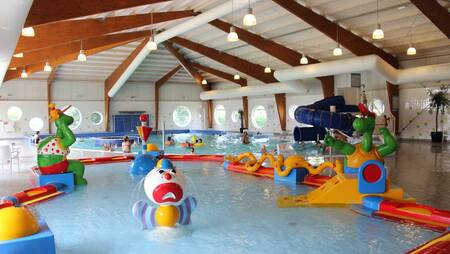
[172,106,192,127]
[251,105,267,129]
[214,105,226,125]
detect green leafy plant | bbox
[427,84,450,132]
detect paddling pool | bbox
[25,161,439,254]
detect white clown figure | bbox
[132,159,197,229]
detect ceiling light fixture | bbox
[372,0,384,40]
[264,66,271,73]
[78,40,87,61]
[22,27,35,37]
[234,73,240,80]
[406,34,416,55]
[201,79,208,85]
[147,11,158,50]
[243,0,256,26]
[13,53,23,58]
[227,1,239,42]
[44,61,52,72]
[300,54,308,64]
[21,68,28,78]
[333,23,343,56]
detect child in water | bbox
[122,136,131,153]
[165,136,175,146]
[242,131,250,144]
[260,144,267,154]
[190,147,195,154]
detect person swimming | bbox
[122,136,131,153]
[165,136,175,146]
[242,131,250,144]
[260,144,268,154]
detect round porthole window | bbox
[64,106,82,130]
[29,117,44,131]
[289,104,298,120]
[251,105,267,129]
[172,106,192,127]
[7,106,23,121]
[214,105,226,126]
[231,110,239,123]
[368,99,385,116]
[90,111,103,126]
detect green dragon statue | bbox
[37,104,87,185]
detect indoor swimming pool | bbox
[26,161,438,254]
[72,133,329,157]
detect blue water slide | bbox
[294,107,355,134]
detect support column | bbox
[274,93,286,131]
[104,86,110,132]
[207,100,213,129]
[386,81,399,134]
[320,76,335,98]
[242,96,249,129]
[47,66,58,133]
[155,84,160,130]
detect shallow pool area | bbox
[72,133,329,157]
[27,161,439,254]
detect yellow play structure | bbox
[224,152,412,207]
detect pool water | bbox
[33,161,438,254]
[73,133,330,157]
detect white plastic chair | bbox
[0,145,12,175]
[10,143,20,172]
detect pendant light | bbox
[13,53,23,58]
[44,61,52,72]
[372,0,384,40]
[300,54,308,64]
[227,1,239,42]
[22,27,35,37]
[264,66,272,73]
[243,0,256,26]
[21,68,28,78]
[406,35,416,55]
[201,79,208,85]
[333,23,343,56]
[78,40,87,62]
[234,73,240,80]
[147,11,158,50]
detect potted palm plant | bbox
[427,84,450,143]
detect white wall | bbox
[0,79,204,138]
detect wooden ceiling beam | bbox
[169,36,278,84]
[155,65,182,88]
[163,41,209,91]
[410,0,450,39]
[272,0,399,67]
[209,18,333,97]
[209,19,320,66]
[25,0,171,27]
[191,63,247,87]
[105,38,150,93]
[17,10,195,53]
[11,30,152,69]
[4,40,134,82]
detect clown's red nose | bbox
[163,172,172,180]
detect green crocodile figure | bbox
[324,104,397,172]
[37,104,87,185]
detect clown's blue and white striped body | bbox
[132,159,197,229]
[132,196,197,229]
